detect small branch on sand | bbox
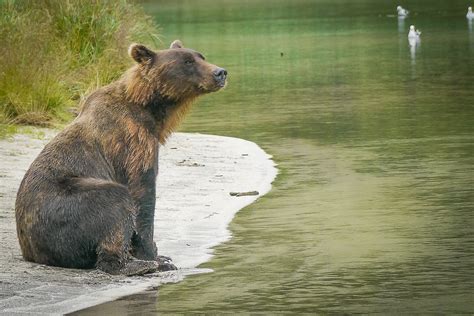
[229,191,259,197]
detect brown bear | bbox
[15,40,227,276]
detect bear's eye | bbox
[185,59,195,65]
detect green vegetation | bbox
[0,0,159,134]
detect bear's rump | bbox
[19,177,136,269]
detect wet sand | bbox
[0,130,277,315]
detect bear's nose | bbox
[213,68,227,81]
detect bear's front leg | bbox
[130,170,177,271]
[131,204,178,271]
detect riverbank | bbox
[0,130,277,315]
[0,0,159,126]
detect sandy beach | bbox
[0,130,277,315]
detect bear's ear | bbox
[128,43,155,64]
[170,40,184,49]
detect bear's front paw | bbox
[157,255,178,271]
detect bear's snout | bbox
[213,67,228,86]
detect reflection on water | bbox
[77,0,474,314]
[469,18,473,49]
[409,36,420,66]
[408,34,420,81]
[398,16,406,33]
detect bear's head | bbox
[125,40,227,106]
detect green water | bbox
[80,0,473,313]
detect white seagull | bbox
[467,6,474,19]
[397,5,409,17]
[408,25,421,39]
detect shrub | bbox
[0,0,160,129]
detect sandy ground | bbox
[0,130,277,315]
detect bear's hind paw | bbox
[157,255,178,271]
[119,259,159,276]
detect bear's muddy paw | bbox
[157,255,178,271]
[120,259,159,276]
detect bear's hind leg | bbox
[60,177,159,276]
[95,212,159,276]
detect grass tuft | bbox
[0,0,160,134]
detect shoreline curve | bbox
[0,131,277,315]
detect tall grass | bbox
[0,0,160,129]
